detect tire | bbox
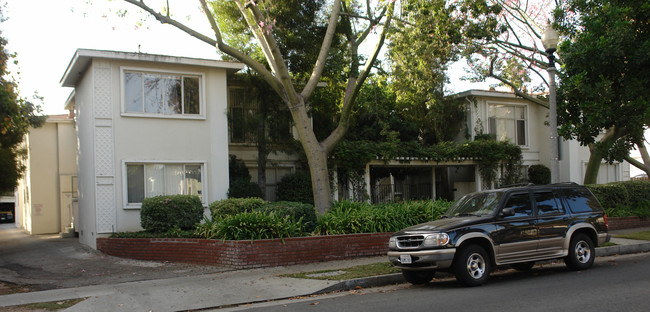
[402,269,435,285]
[454,245,491,287]
[511,261,535,271]
[564,233,595,270]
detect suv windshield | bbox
[444,192,503,217]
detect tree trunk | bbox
[257,107,267,199]
[583,144,602,185]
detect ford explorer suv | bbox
[388,183,608,286]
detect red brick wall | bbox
[608,217,650,230]
[97,233,392,269]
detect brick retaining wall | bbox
[608,217,650,230]
[97,217,646,269]
[97,232,391,269]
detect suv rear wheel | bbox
[564,233,595,270]
[454,245,490,286]
[402,269,435,285]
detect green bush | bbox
[587,183,630,210]
[227,155,263,198]
[209,197,266,218]
[588,180,650,218]
[276,172,314,204]
[261,201,318,233]
[617,180,650,207]
[228,179,263,199]
[140,195,204,232]
[528,164,551,185]
[212,211,304,240]
[314,200,449,235]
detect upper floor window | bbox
[488,104,527,146]
[228,88,291,144]
[123,70,202,117]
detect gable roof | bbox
[60,49,245,87]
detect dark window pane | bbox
[517,120,526,145]
[535,191,562,215]
[127,164,145,204]
[562,188,602,213]
[504,193,533,218]
[183,77,200,114]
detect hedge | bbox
[140,195,204,232]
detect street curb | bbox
[317,244,650,293]
[596,242,650,257]
[313,273,405,294]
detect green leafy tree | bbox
[123,0,397,213]
[389,0,502,145]
[556,0,650,183]
[0,10,45,193]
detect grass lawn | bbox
[614,231,650,241]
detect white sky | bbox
[2,0,486,116]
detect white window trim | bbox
[120,66,207,120]
[121,160,208,209]
[486,101,530,148]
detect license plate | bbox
[400,255,412,264]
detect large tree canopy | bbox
[556,0,650,182]
[0,9,45,193]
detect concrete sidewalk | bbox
[1,226,649,311]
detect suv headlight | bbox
[389,237,397,249]
[423,233,449,247]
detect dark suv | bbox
[388,183,609,286]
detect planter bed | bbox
[97,232,392,269]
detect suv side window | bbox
[561,188,603,213]
[503,193,533,218]
[535,191,564,215]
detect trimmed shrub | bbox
[228,179,263,199]
[209,197,266,218]
[276,172,314,204]
[587,183,630,210]
[214,211,304,240]
[229,154,251,183]
[528,164,551,185]
[262,201,318,233]
[314,200,450,235]
[140,195,204,232]
[617,180,650,208]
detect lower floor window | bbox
[126,163,203,205]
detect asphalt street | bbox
[236,252,650,312]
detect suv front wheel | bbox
[564,233,595,270]
[454,245,491,286]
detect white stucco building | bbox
[15,114,77,235]
[354,90,630,203]
[60,49,244,248]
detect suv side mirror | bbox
[500,208,515,218]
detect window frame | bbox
[120,67,206,120]
[487,102,529,147]
[122,160,207,209]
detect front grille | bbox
[396,235,424,248]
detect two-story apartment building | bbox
[60,49,244,248]
[351,90,630,203]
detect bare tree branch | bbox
[302,0,342,99]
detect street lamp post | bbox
[542,24,560,184]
